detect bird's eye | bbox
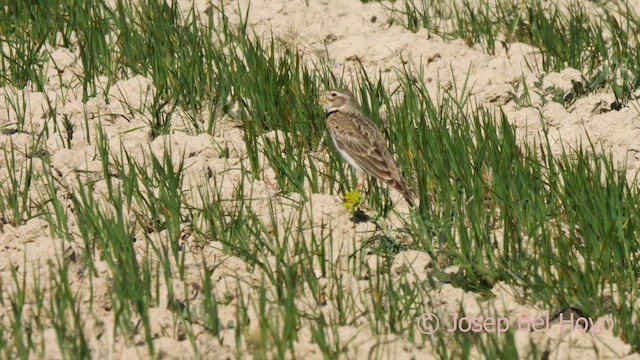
[331,92,337,97]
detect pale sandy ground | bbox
[1,0,640,359]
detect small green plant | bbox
[342,189,363,210]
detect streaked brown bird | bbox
[319,88,416,207]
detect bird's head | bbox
[319,88,359,113]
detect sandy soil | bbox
[2,0,640,358]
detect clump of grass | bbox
[387,68,640,350]
[390,0,640,104]
[0,141,37,226]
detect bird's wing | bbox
[328,111,410,191]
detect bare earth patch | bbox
[1,0,640,359]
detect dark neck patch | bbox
[325,109,339,118]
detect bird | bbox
[319,88,416,207]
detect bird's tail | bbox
[392,180,416,208]
[403,190,416,208]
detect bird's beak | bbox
[317,96,329,106]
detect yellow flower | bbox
[343,190,363,210]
